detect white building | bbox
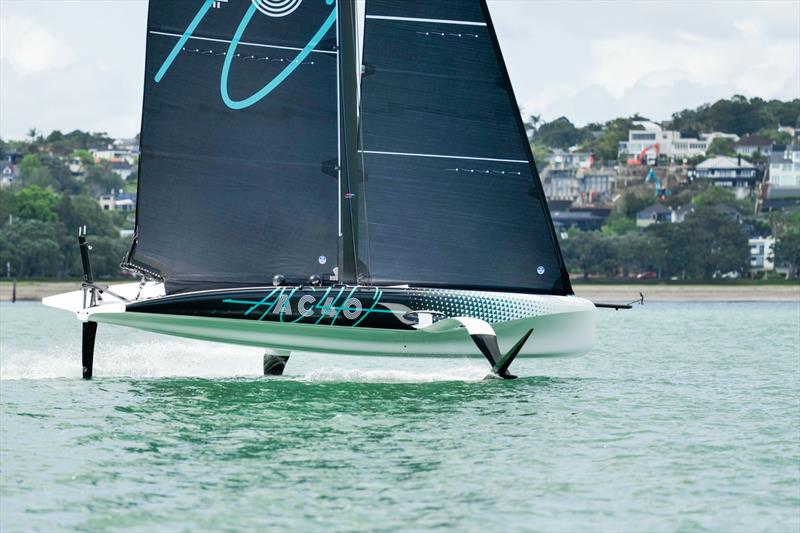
[0,161,19,188]
[543,168,614,205]
[110,161,135,180]
[733,135,772,157]
[636,203,672,227]
[546,149,593,170]
[98,192,137,211]
[68,157,85,178]
[619,121,738,161]
[749,237,775,273]
[91,148,136,165]
[768,145,800,191]
[688,156,759,198]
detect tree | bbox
[691,186,739,209]
[560,230,619,279]
[525,114,542,139]
[0,189,17,225]
[617,231,665,277]
[602,213,636,235]
[706,137,735,157]
[618,192,653,218]
[55,193,121,275]
[18,154,55,189]
[55,194,116,238]
[85,162,124,196]
[581,117,644,162]
[669,96,800,137]
[531,142,550,174]
[669,105,710,138]
[71,149,95,166]
[649,206,749,280]
[755,128,793,145]
[14,186,58,222]
[85,235,130,279]
[535,117,586,149]
[0,219,62,277]
[774,231,800,279]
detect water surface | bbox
[1,301,798,531]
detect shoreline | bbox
[1,280,798,303]
[572,284,799,303]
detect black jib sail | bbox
[356,0,572,294]
[127,0,340,293]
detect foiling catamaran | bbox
[45,0,628,379]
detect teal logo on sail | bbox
[154,0,335,110]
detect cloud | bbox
[0,0,798,139]
[0,16,78,76]
[586,23,797,100]
[492,0,799,127]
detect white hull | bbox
[44,282,595,360]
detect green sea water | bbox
[1,301,798,532]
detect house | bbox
[636,203,672,227]
[115,193,136,211]
[543,168,615,205]
[578,172,615,205]
[688,156,760,198]
[98,192,137,211]
[110,160,134,180]
[710,203,742,222]
[733,135,772,157]
[91,148,136,165]
[619,121,738,162]
[551,211,604,231]
[749,236,775,273]
[113,137,140,155]
[546,149,593,170]
[0,161,19,188]
[544,168,579,202]
[671,204,695,223]
[766,145,800,199]
[68,157,85,178]
[98,194,115,211]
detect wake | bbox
[0,339,489,382]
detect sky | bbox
[1,0,798,140]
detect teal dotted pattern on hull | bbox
[407,288,557,324]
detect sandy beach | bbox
[1,280,798,303]
[572,283,800,303]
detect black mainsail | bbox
[127,0,571,296]
[128,0,340,292]
[357,0,571,294]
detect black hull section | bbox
[127,286,558,330]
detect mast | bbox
[337,0,360,284]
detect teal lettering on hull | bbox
[222,287,395,326]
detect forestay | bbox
[357,0,572,294]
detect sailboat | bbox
[44,0,603,379]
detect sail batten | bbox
[360,151,529,164]
[148,30,339,54]
[364,15,486,27]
